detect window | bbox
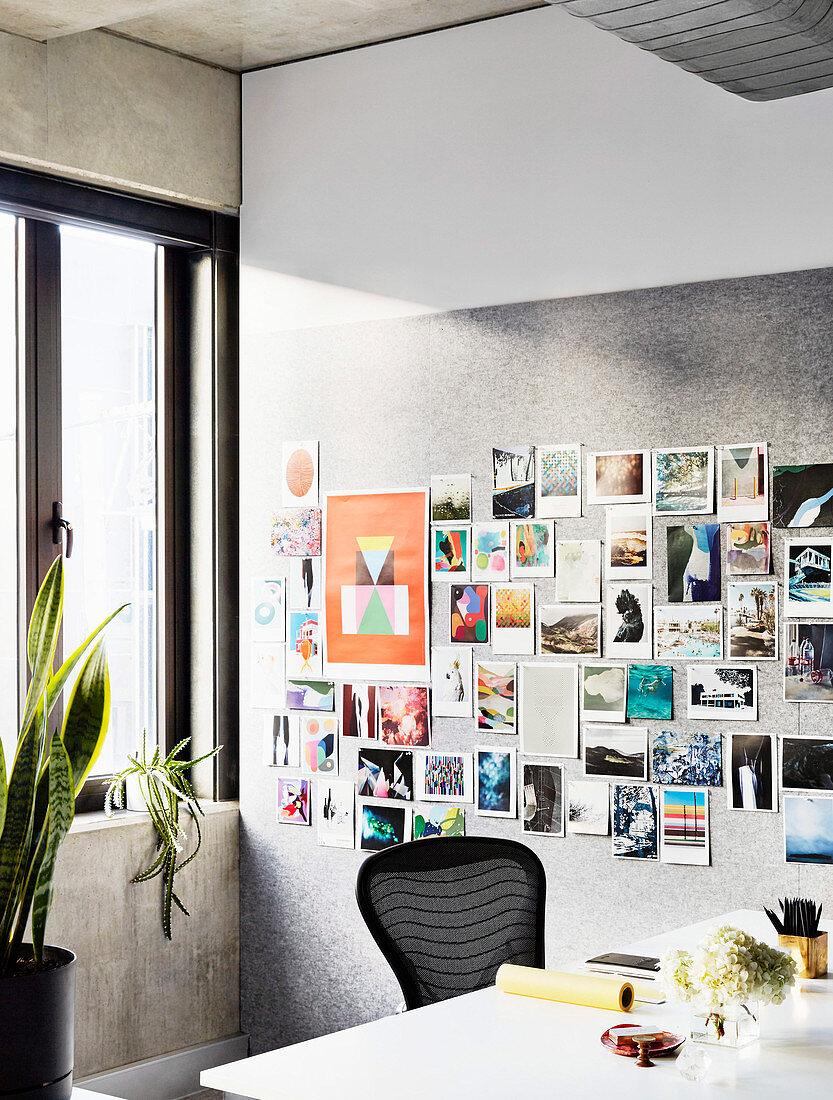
[0,166,239,806]
[0,214,17,769]
[60,227,160,775]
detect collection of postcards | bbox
[253,439,833,865]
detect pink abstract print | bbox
[341,536,408,636]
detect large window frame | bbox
[1,164,239,808]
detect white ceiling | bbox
[0,0,544,70]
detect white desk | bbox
[203,909,833,1098]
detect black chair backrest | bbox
[356,836,546,1010]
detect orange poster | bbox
[323,489,429,682]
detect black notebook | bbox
[585,952,661,978]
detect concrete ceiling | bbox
[0,0,545,70]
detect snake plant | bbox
[0,556,125,977]
[105,733,221,939]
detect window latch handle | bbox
[51,501,74,558]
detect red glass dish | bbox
[601,1024,686,1057]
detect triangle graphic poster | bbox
[323,489,430,681]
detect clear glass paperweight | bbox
[690,1002,760,1048]
[677,1044,712,1082]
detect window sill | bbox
[69,800,239,835]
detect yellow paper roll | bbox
[495,963,634,1012]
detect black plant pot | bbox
[0,946,76,1099]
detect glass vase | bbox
[690,1002,760,1048]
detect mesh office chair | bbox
[356,836,546,1010]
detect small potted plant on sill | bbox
[105,733,221,940]
[0,557,126,1100]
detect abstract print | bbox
[301,715,338,774]
[277,778,310,825]
[318,780,355,849]
[540,449,578,499]
[264,714,298,768]
[591,451,648,503]
[342,536,408,635]
[726,522,770,575]
[422,753,470,800]
[773,463,833,528]
[378,685,430,747]
[513,522,552,573]
[361,805,408,851]
[661,789,708,865]
[495,586,531,629]
[341,684,377,738]
[270,508,322,556]
[324,490,429,680]
[476,662,515,731]
[433,528,468,575]
[414,807,465,839]
[450,584,489,643]
[357,748,413,800]
[472,524,509,578]
[281,441,318,507]
[251,578,284,640]
[286,679,335,711]
[476,749,515,816]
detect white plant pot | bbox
[125,773,146,812]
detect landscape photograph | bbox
[606,504,651,578]
[785,797,833,864]
[583,726,647,780]
[539,603,601,655]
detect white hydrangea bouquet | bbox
[661,925,797,1045]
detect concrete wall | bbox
[242,5,833,326]
[1,28,240,212]
[49,804,240,1078]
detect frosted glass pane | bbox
[61,225,158,776]
[0,214,17,772]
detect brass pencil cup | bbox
[779,932,828,979]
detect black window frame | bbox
[0,163,239,808]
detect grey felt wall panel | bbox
[240,268,833,1056]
